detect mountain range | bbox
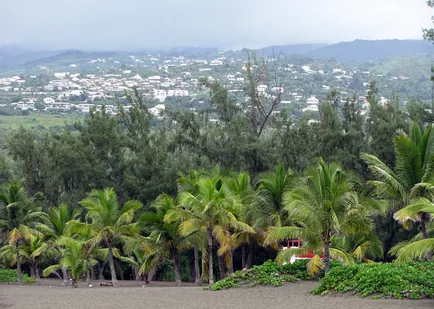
[0,39,433,69]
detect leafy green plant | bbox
[0,269,36,284]
[311,262,434,299]
[206,260,340,291]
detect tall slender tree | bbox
[0,180,45,285]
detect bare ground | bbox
[1,279,433,309]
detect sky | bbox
[1,0,433,51]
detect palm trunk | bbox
[228,250,234,274]
[194,247,201,285]
[98,263,105,280]
[218,255,225,280]
[16,250,23,285]
[147,267,156,284]
[207,227,214,285]
[420,216,433,260]
[91,265,96,280]
[107,240,117,286]
[172,247,182,287]
[30,265,36,278]
[85,271,91,282]
[35,265,41,284]
[245,242,254,269]
[133,267,140,281]
[324,239,331,274]
[241,244,246,269]
[61,267,69,285]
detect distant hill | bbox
[0,45,63,68]
[256,39,434,62]
[256,44,326,56]
[25,50,118,66]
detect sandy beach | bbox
[1,280,433,309]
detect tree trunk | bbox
[207,227,214,285]
[98,263,105,280]
[228,250,234,274]
[241,244,246,269]
[107,240,118,286]
[147,267,156,284]
[420,216,433,260]
[324,240,330,274]
[194,247,201,286]
[133,267,140,281]
[91,265,96,280]
[218,255,225,280]
[61,267,69,285]
[85,271,91,282]
[245,242,254,269]
[16,251,23,285]
[35,265,41,284]
[172,247,182,287]
[30,265,36,278]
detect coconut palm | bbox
[19,234,52,282]
[265,159,385,274]
[71,188,142,286]
[390,197,434,261]
[224,171,264,269]
[0,180,45,285]
[165,175,254,284]
[133,194,189,286]
[43,236,97,288]
[253,164,297,229]
[36,203,80,283]
[362,122,434,238]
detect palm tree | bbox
[20,234,52,283]
[165,175,254,284]
[74,188,142,286]
[224,172,264,270]
[363,122,434,258]
[363,123,434,234]
[0,180,45,285]
[36,204,80,283]
[43,236,97,288]
[135,194,188,286]
[265,159,385,274]
[253,164,297,228]
[390,197,434,261]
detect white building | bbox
[303,105,319,112]
[306,96,319,105]
[257,85,268,96]
[210,60,223,66]
[149,104,166,117]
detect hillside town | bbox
[0,50,421,121]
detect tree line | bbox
[0,58,434,286]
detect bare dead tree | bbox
[243,49,284,138]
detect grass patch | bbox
[0,269,36,284]
[0,113,83,129]
[311,262,434,299]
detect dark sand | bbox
[1,280,433,309]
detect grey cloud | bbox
[1,0,433,50]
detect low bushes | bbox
[311,262,434,299]
[0,269,36,284]
[207,259,340,291]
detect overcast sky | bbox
[1,0,433,50]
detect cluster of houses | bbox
[1,51,408,122]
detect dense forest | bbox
[1,55,434,287]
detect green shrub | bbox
[207,259,340,291]
[0,269,36,284]
[311,262,434,299]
